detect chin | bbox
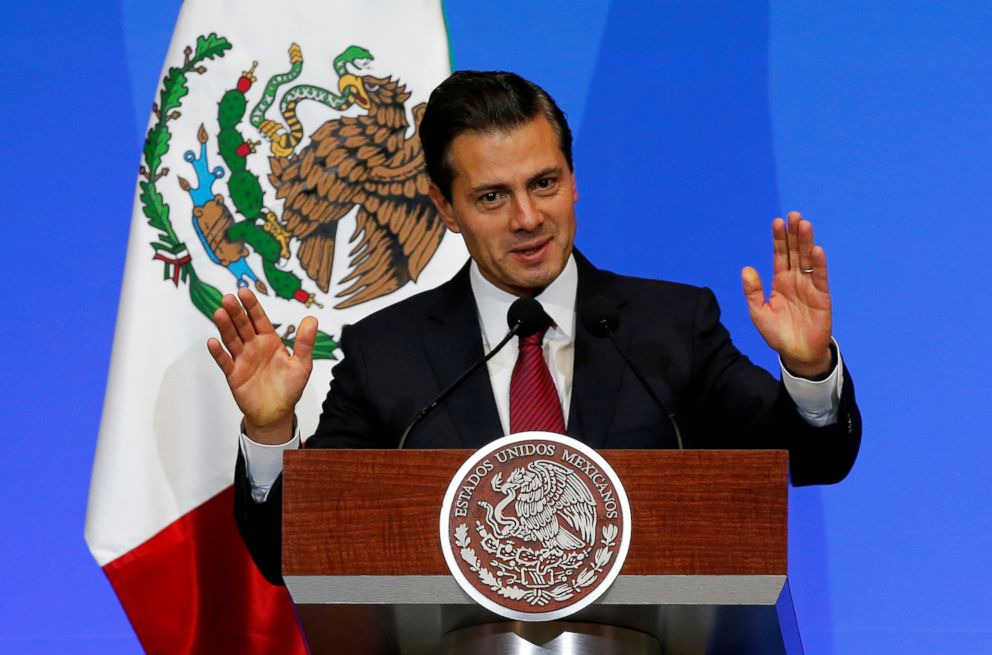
[497,252,568,295]
[516,270,558,294]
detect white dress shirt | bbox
[241,254,844,501]
[471,255,579,433]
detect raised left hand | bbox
[741,211,834,378]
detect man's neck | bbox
[469,255,578,348]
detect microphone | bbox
[578,295,684,449]
[397,297,549,449]
[506,295,551,337]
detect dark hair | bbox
[418,71,573,201]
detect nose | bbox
[510,193,543,231]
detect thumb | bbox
[292,316,319,367]
[741,266,766,315]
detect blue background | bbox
[3,1,990,652]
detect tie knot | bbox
[519,325,549,348]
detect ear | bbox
[571,171,578,203]
[429,183,461,233]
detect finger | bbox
[811,245,830,292]
[797,218,815,273]
[772,218,789,275]
[786,211,802,271]
[206,337,235,378]
[213,304,244,357]
[741,266,766,314]
[222,292,256,345]
[292,316,319,368]
[239,288,275,335]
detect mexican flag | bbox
[84,1,462,651]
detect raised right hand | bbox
[207,288,317,444]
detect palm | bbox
[742,213,833,377]
[226,328,311,425]
[207,289,317,440]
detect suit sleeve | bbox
[688,288,861,486]
[234,448,285,585]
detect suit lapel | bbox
[419,253,632,449]
[567,252,630,449]
[422,265,504,448]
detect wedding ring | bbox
[801,268,815,274]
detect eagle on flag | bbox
[259,44,446,308]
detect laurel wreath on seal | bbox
[454,523,619,607]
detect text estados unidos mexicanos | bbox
[452,443,619,519]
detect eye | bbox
[535,176,557,191]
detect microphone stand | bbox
[397,324,521,450]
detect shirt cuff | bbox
[779,340,844,427]
[238,426,301,503]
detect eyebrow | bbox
[468,167,564,195]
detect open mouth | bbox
[512,238,550,258]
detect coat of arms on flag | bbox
[144,34,449,358]
[86,2,461,652]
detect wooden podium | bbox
[282,449,802,654]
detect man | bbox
[208,71,860,585]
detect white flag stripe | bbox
[87,0,460,566]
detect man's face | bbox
[429,116,577,297]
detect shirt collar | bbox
[469,254,578,347]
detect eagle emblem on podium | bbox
[441,434,631,621]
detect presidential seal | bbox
[440,432,631,621]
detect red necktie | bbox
[509,326,566,434]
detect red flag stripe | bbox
[102,487,307,654]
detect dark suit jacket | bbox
[235,252,861,584]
